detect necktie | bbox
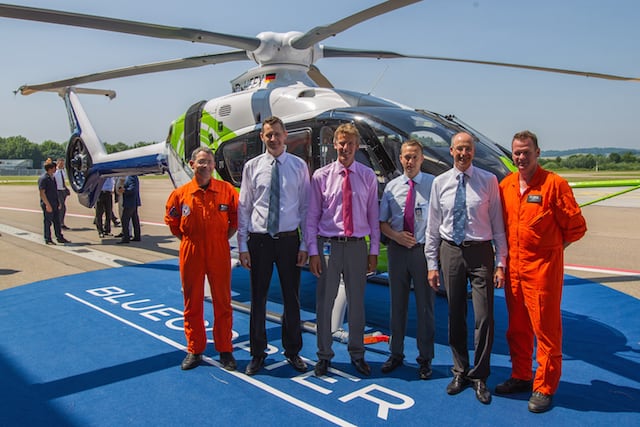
[267,159,280,237]
[452,173,467,245]
[342,168,354,236]
[403,178,415,234]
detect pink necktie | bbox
[403,178,415,234]
[342,169,353,236]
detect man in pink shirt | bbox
[306,123,380,377]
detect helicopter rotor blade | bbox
[17,51,249,95]
[307,65,334,88]
[321,47,640,82]
[0,3,260,51]
[291,0,420,50]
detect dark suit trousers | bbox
[439,240,495,380]
[387,241,435,364]
[247,233,302,358]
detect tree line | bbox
[2,134,638,172]
[540,152,639,171]
[0,136,153,167]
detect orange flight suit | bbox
[500,166,586,395]
[165,177,238,355]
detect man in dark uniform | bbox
[38,162,70,245]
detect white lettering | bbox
[339,384,414,420]
[140,306,184,322]
[86,286,126,297]
[121,299,165,311]
[104,293,135,303]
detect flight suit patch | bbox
[527,194,542,204]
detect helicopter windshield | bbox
[333,107,512,181]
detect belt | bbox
[250,230,298,239]
[443,239,490,248]
[320,235,364,242]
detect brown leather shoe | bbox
[472,379,492,404]
[446,375,470,395]
[181,353,202,370]
[528,391,553,413]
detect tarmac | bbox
[1,176,639,298]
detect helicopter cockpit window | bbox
[284,128,312,170]
[220,134,263,186]
[319,126,338,167]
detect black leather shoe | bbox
[351,358,371,376]
[314,359,330,377]
[245,354,266,376]
[181,353,202,370]
[286,355,307,372]
[495,377,533,395]
[528,391,553,413]
[45,240,56,245]
[57,238,71,244]
[117,239,130,244]
[381,356,403,373]
[219,352,237,371]
[114,233,124,238]
[419,362,432,380]
[446,375,470,395]
[472,379,492,404]
[61,225,70,230]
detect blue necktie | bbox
[267,159,280,237]
[452,173,467,245]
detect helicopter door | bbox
[183,100,207,162]
[215,127,313,187]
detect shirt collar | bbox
[453,164,474,178]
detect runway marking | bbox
[0,223,140,267]
[565,264,640,277]
[0,206,167,227]
[67,292,356,427]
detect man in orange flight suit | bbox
[496,130,587,413]
[165,146,239,371]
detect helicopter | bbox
[1,0,638,209]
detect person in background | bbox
[165,147,238,371]
[54,158,70,230]
[496,130,587,413]
[238,116,310,376]
[379,139,435,380]
[306,123,380,378]
[425,132,507,405]
[117,175,141,244]
[39,161,70,245]
[95,177,115,238]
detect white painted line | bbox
[564,264,640,277]
[0,223,140,267]
[67,292,356,427]
[0,206,167,227]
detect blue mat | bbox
[1,259,639,426]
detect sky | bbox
[1,0,639,151]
